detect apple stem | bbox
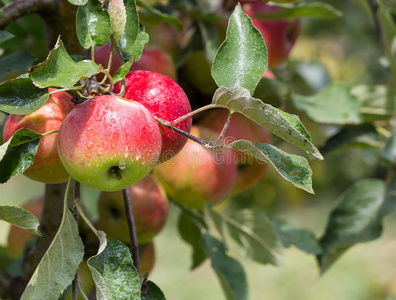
[122,187,141,276]
[216,109,233,144]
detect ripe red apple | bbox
[7,196,43,258]
[113,70,192,163]
[97,174,169,244]
[3,89,74,184]
[57,95,162,191]
[198,108,271,194]
[239,1,301,67]
[153,125,237,210]
[94,44,177,81]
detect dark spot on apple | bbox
[109,206,121,219]
[109,166,122,180]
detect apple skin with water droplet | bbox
[57,94,162,191]
[3,89,74,184]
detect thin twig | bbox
[122,187,140,276]
[72,272,79,300]
[72,181,80,300]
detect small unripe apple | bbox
[3,89,74,184]
[113,70,192,163]
[239,1,301,67]
[7,196,43,258]
[57,95,162,191]
[198,108,271,194]
[97,174,169,244]
[95,44,177,80]
[153,125,237,210]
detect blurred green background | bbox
[2,0,396,299]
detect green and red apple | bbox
[57,94,162,191]
[153,125,237,210]
[3,89,74,184]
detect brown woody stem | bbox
[122,187,140,276]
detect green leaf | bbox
[212,86,323,161]
[253,76,290,108]
[141,281,166,300]
[198,21,218,63]
[0,50,36,81]
[254,2,343,20]
[0,76,49,114]
[351,84,394,122]
[0,128,43,184]
[0,205,41,235]
[68,0,88,5]
[292,84,362,125]
[29,37,100,88]
[20,179,85,299]
[113,60,134,84]
[383,132,396,164]
[88,232,141,300]
[209,208,283,265]
[201,234,248,300]
[136,0,181,31]
[269,215,322,254]
[321,124,381,155]
[0,30,14,44]
[318,179,386,274]
[76,0,111,49]
[118,0,139,62]
[178,210,207,269]
[212,3,267,95]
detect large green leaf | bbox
[178,210,207,269]
[118,0,139,62]
[321,124,381,155]
[0,75,49,115]
[141,281,166,300]
[0,50,35,81]
[254,2,343,20]
[0,205,41,235]
[29,37,100,88]
[209,208,283,265]
[88,232,141,300]
[76,0,111,49]
[229,140,313,193]
[201,234,248,300]
[212,3,267,95]
[213,86,323,161]
[0,128,43,184]
[269,215,322,254]
[318,179,386,274]
[20,179,85,299]
[292,84,362,125]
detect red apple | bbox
[113,70,192,163]
[239,1,301,67]
[94,44,177,81]
[97,174,169,244]
[153,125,237,210]
[3,89,74,184]
[198,108,271,194]
[57,95,162,191]
[7,196,43,258]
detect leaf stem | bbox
[122,187,140,276]
[75,200,100,240]
[168,104,219,126]
[215,109,233,144]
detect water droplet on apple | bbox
[119,159,126,170]
[87,141,94,149]
[97,147,105,155]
